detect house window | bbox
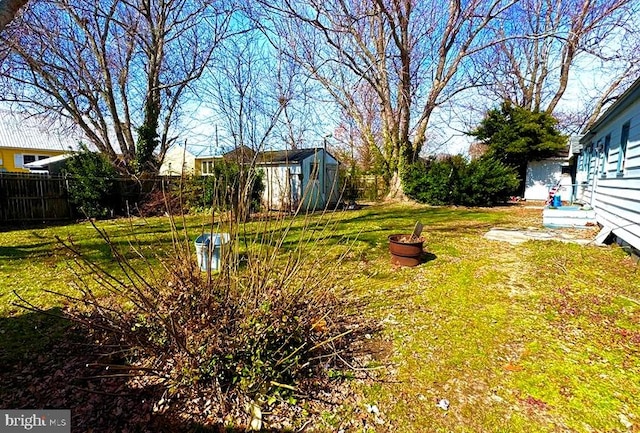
[23,155,37,164]
[617,122,630,175]
[577,153,584,172]
[18,154,49,167]
[201,160,214,175]
[601,134,611,176]
[585,145,592,179]
[580,146,590,173]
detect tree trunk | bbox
[0,0,27,33]
[385,171,409,202]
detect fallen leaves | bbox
[522,395,549,412]
[1,320,381,432]
[503,363,524,372]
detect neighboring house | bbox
[23,153,75,174]
[220,145,254,164]
[159,144,342,211]
[198,145,255,175]
[0,111,80,173]
[576,76,640,251]
[159,144,197,175]
[469,139,577,202]
[524,138,577,202]
[257,148,341,211]
[159,145,255,176]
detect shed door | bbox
[324,165,338,205]
[288,169,302,211]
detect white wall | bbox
[259,149,341,211]
[159,146,195,175]
[524,160,571,201]
[261,164,300,211]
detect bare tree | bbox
[203,31,291,154]
[258,0,518,191]
[0,0,27,33]
[0,0,234,176]
[580,28,640,129]
[200,28,299,220]
[272,51,327,150]
[332,82,386,174]
[478,0,638,118]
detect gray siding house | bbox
[576,77,640,251]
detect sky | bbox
[177,49,633,160]
[3,0,637,161]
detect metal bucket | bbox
[194,233,230,272]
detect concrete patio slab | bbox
[484,228,595,245]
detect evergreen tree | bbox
[470,101,567,193]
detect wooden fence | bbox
[0,174,166,225]
[0,174,71,223]
[0,172,387,225]
[351,174,387,201]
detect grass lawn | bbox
[1,203,639,432]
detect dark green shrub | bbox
[402,155,518,206]
[459,157,520,206]
[63,145,119,218]
[402,155,466,205]
[470,101,567,193]
[402,160,434,204]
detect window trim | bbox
[600,134,611,177]
[22,154,37,165]
[616,121,630,176]
[585,144,593,179]
[201,160,214,175]
[14,153,24,168]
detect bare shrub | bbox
[39,206,374,427]
[137,187,187,216]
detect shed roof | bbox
[568,135,583,155]
[0,111,82,151]
[552,142,571,159]
[223,145,255,163]
[257,148,326,164]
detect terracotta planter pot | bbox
[388,234,424,267]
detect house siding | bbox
[0,148,63,173]
[159,146,196,175]
[577,80,640,250]
[0,112,84,172]
[261,164,302,211]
